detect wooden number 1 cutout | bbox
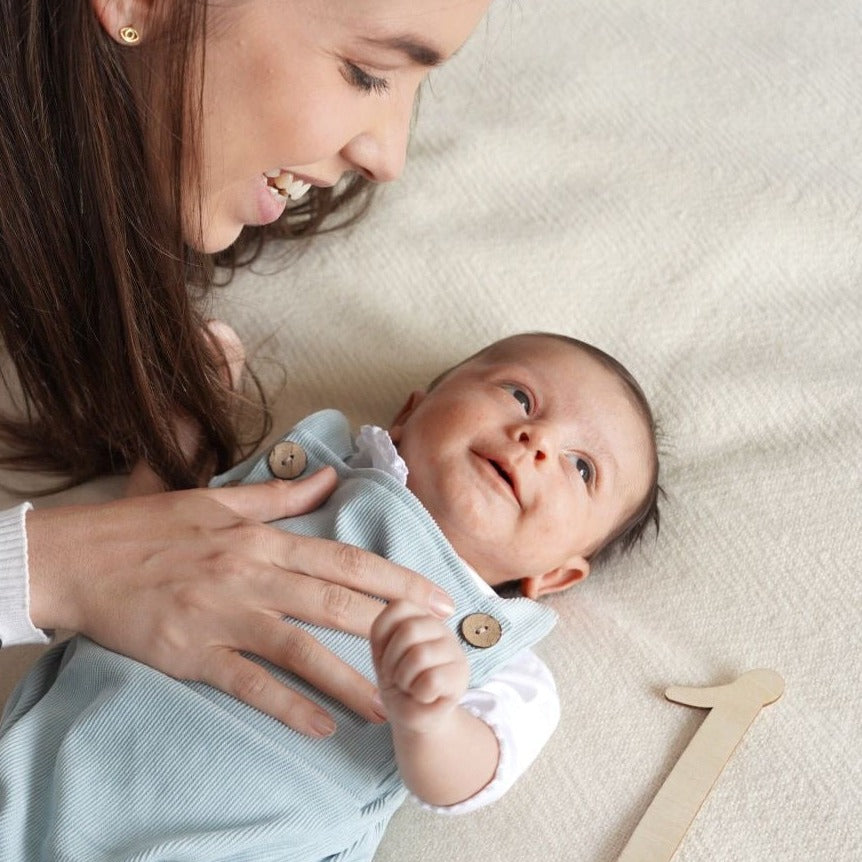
[617,669,784,862]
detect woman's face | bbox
[170,0,491,252]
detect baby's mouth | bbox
[487,458,523,508]
[264,169,311,202]
[490,460,513,489]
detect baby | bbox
[0,333,660,862]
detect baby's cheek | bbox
[539,511,588,560]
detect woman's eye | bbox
[342,62,389,95]
[567,454,593,484]
[502,384,532,413]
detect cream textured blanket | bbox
[2,1,859,859]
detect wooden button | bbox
[267,441,307,479]
[460,613,502,648]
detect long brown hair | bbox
[0,0,373,491]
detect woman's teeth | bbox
[264,169,311,201]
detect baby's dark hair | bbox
[428,332,662,567]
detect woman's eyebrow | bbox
[359,35,444,67]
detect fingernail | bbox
[429,589,455,619]
[371,690,387,720]
[310,712,336,738]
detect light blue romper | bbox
[0,410,556,862]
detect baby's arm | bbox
[371,600,499,807]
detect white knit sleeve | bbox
[0,503,50,648]
[412,648,559,816]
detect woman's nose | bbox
[341,96,414,183]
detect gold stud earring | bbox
[118,26,140,45]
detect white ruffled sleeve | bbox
[0,503,50,648]
[412,648,559,815]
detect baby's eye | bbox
[501,384,532,413]
[576,458,592,483]
[566,453,593,484]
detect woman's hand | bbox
[25,467,455,737]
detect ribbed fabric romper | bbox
[0,410,556,862]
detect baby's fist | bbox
[371,600,469,732]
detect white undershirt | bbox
[351,426,560,814]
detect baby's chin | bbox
[451,546,516,591]
[458,555,526,599]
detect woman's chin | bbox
[183,215,244,254]
[184,184,287,253]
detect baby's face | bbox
[390,335,654,594]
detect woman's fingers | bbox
[270,531,454,620]
[252,568,384,637]
[269,529,454,618]
[236,615,386,726]
[202,467,341,520]
[201,650,338,738]
[209,473,455,618]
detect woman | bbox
[0,0,490,737]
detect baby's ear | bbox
[520,559,590,599]
[388,390,426,443]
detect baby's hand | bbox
[371,599,469,734]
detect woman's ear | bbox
[90,0,156,45]
[388,390,426,443]
[520,558,590,599]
